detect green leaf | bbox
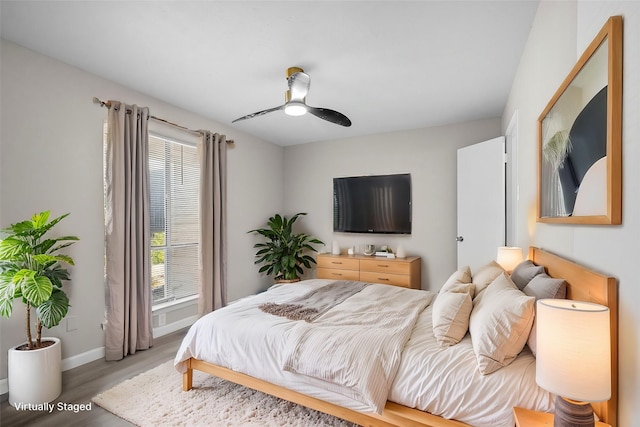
[31,211,51,229]
[3,220,34,236]
[0,275,16,318]
[31,213,71,241]
[35,239,56,255]
[0,262,18,275]
[12,269,36,283]
[0,297,13,318]
[53,254,75,266]
[44,265,71,288]
[303,254,316,262]
[20,275,53,307]
[0,237,30,259]
[51,235,79,243]
[36,289,69,328]
[32,254,58,266]
[258,265,270,273]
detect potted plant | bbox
[249,212,323,283]
[0,210,78,406]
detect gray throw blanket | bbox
[259,281,368,322]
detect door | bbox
[457,136,505,272]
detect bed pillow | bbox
[523,273,567,356]
[510,260,545,290]
[522,273,567,300]
[442,265,472,290]
[432,280,475,347]
[472,261,505,302]
[469,273,535,375]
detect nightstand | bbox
[513,407,611,427]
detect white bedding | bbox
[283,284,433,412]
[175,279,554,427]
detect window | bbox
[149,134,200,307]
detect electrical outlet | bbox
[66,315,78,332]
[158,313,166,326]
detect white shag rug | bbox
[92,360,358,427]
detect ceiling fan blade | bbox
[307,106,352,127]
[232,105,284,123]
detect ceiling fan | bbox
[232,67,352,127]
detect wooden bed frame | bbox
[182,247,618,427]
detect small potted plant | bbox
[249,212,323,283]
[0,210,78,406]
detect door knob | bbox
[456,236,464,242]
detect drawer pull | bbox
[377,264,389,268]
[331,261,343,265]
[332,273,343,276]
[378,277,389,281]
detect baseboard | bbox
[153,315,198,338]
[61,346,105,371]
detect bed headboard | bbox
[529,247,618,427]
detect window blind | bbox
[149,134,200,306]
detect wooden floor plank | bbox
[0,329,187,427]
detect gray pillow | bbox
[522,273,567,299]
[510,260,545,290]
[523,273,567,356]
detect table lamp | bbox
[535,299,611,427]
[496,246,523,272]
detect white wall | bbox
[0,40,283,381]
[283,118,501,291]
[502,1,640,424]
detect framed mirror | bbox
[537,16,622,224]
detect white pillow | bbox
[469,273,535,375]
[442,265,472,290]
[472,261,505,299]
[432,280,474,347]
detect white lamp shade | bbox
[496,246,523,271]
[535,299,611,402]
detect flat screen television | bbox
[333,173,412,234]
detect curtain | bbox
[198,131,228,315]
[104,101,153,361]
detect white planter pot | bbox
[8,337,62,407]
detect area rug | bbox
[92,360,358,427]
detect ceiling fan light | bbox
[284,102,307,117]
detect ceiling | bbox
[0,1,538,146]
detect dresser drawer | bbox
[359,271,410,287]
[360,259,411,275]
[317,268,360,281]
[316,254,421,289]
[317,256,360,271]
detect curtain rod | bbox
[93,97,234,144]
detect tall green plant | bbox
[0,211,78,349]
[249,213,323,281]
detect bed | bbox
[175,247,618,427]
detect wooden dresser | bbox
[316,253,421,289]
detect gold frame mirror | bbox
[537,16,622,224]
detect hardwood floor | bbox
[0,328,187,427]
